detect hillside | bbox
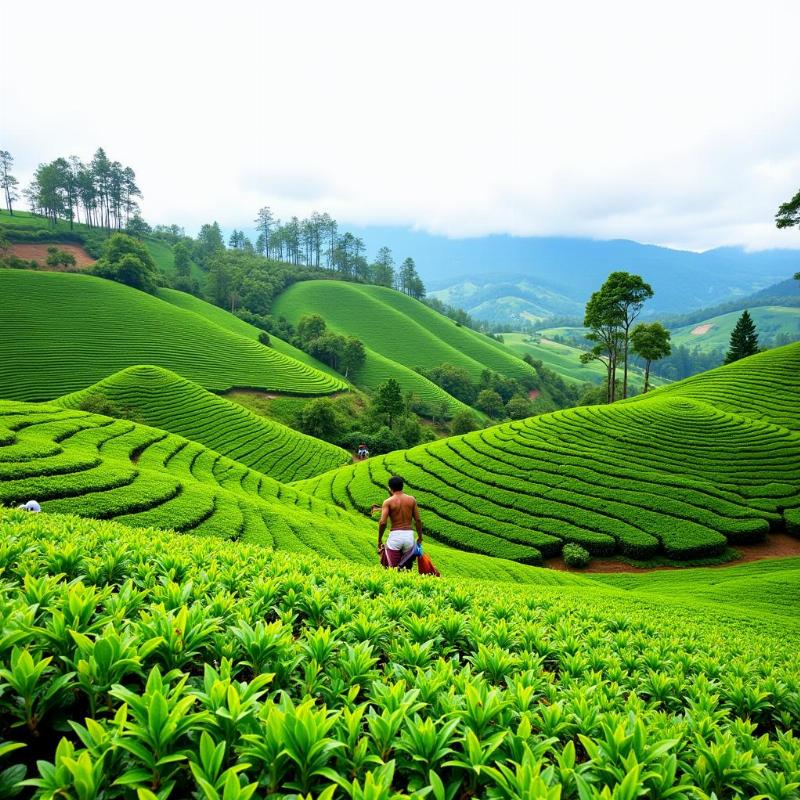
[295,344,800,564]
[0,270,346,401]
[157,287,345,380]
[636,342,800,432]
[274,281,536,382]
[671,305,800,353]
[56,365,351,482]
[0,508,796,798]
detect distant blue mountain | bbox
[349,226,800,316]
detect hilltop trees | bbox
[775,189,800,280]
[91,233,159,293]
[582,271,654,402]
[631,322,671,392]
[724,310,759,364]
[23,148,141,231]
[0,150,19,214]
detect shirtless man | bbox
[376,475,423,568]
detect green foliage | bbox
[296,398,343,442]
[775,187,800,230]
[0,270,346,400]
[562,543,591,568]
[450,410,481,435]
[45,246,76,269]
[374,379,404,428]
[0,509,798,799]
[91,233,160,294]
[475,389,504,419]
[724,310,760,364]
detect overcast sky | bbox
[2,0,799,251]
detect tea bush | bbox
[562,543,591,568]
[0,510,798,799]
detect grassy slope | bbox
[157,287,345,381]
[294,344,800,564]
[0,209,205,284]
[272,281,538,415]
[670,305,800,352]
[274,281,536,382]
[56,365,352,482]
[633,342,800,432]
[0,270,346,400]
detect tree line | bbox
[2,147,142,232]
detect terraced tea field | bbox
[0,509,796,799]
[274,281,536,382]
[57,365,351,482]
[640,342,800,432]
[0,400,575,583]
[157,287,345,380]
[297,344,800,564]
[0,271,346,400]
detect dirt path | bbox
[546,533,800,573]
[9,243,96,269]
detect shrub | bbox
[450,410,480,435]
[258,331,271,347]
[563,543,591,568]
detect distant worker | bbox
[357,443,369,459]
[377,475,423,569]
[16,500,41,513]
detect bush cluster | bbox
[0,510,797,800]
[562,543,591,568]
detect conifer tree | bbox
[724,310,759,364]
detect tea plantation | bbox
[296,344,800,564]
[273,281,536,383]
[0,271,346,401]
[0,509,797,799]
[56,366,352,482]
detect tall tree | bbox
[0,150,19,215]
[173,242,191,277]
[374,378,404,429]
[373,246,395,287]
[630,322,671,393]
[399,257,416,294]
[581,288,624,403]
[724,310,759,364]
[775,189,800,231]
[602,271,654,399]
[254,207,274,257]
[341,336,366,379]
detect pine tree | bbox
[724,310,759,364]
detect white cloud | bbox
[2,0,799,251]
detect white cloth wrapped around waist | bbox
[385,529,415,552]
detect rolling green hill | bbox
[636,342,800,432]
[274,281,536,382]
[56,365,351,482]
[295,344,800,564]
[670,305,800,352]
[0,270,346,401]
[272,281,540,415]
[157,287,345,381]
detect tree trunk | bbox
[643,361,651,393]
[622,331,629,399]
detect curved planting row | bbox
[296,394,800,563]
[273,281,537,383]
[0,400,374,561]
[0,270,346,401]
[57,365,351,482]
[637,342,800,432]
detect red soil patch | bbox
[9,243,96,270]
[528,389,541,400]
[546,532,800,574]
[690,323,713,336]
